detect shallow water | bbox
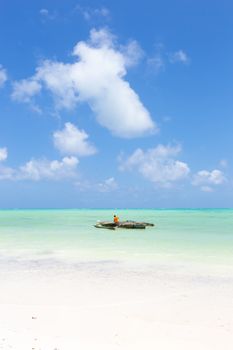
[0,209,232,268]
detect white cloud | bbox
[75,177,118,192]
[201,186,214,193]
[35,61,78,109]
[170,50,189,64]
[97,177,118,192]
[12,28,156,138]
[39,8,57,20]
[40,8,49,16]
[192,169,225,185]
[121,40,144,67]
[0,156,79,181]
[147,47,189,73]
[147,55,165,73]
[0,65,7,87]
[18,156,78,181]
[0,148,14,180]
[12,79,42,102]
[76,5,110,22]
[0,147,7,161]
[192,169,226,191]
[53,122,97,156]
[147,43,165,74]
[120,144,190,187]
[0,166,15,180]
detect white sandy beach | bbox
[1,258,233,350]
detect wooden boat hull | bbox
[94,221,154,230]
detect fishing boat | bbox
[94,221,154,230]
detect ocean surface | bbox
[0,209,232,269]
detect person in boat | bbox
[113,214,119,225]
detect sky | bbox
[0,0,233,208]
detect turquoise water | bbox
[0,209,232,265]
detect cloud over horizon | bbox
[119,144,190,187]
[75,176,118,192]
[0,153,79,181]
[192,169,226,192]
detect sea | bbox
[1,209,233,350]
[0,209,232,270]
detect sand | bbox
[0,259,233,350]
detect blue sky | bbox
[0,0,232,208]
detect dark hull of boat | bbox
[94,221,154,230]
